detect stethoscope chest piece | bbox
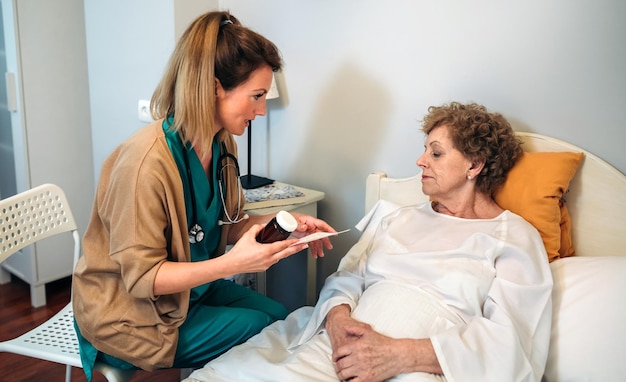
[183,140,246,244]
[188,223,205,244]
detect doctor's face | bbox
[416,125,473,200]
[215,65,273,136]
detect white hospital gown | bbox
[187,201,553,382]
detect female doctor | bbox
[72,10,335,381]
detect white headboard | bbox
[365,132,626,258]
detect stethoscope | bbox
[183,142,249,244]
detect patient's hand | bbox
[332,325,403,382]
[331,325,444,382]
[325,305,371,361]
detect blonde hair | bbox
[151,11,282,158]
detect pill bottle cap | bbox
[276,210,298,233]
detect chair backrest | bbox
[0,184,80,267]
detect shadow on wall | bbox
[287,62,393,282]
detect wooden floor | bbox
[0,276,183,382]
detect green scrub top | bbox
[162,117,224,303]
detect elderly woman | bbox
[185,102,553,382]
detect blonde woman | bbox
[72,11,334,380]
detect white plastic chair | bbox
[0,184,137,382]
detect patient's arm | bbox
[327,304,443,381]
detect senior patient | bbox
[185,102,553,382]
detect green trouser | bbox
[172,279,288,368]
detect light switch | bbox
[138,99,152,123]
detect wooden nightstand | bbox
[244,182,325,309]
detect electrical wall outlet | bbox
[138,99,152,123]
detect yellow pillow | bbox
[559,202,576,258]
[494,151,584,262]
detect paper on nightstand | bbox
[290,229,350,245]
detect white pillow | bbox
[543,256,626,381]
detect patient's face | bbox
[416,125,473,200]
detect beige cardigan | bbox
[72,120,241,370]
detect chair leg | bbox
[65,365,73,382]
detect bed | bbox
[187,132,626,381]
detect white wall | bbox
[84,0,218,179]
[85,0,626,288]
[222,0,626,281]
[84,0,174,176]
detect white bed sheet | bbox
[187,200,552,382]
[187,295,449,382]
